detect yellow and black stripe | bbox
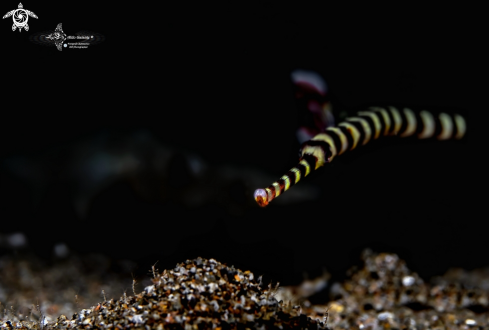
[254,106,467,207]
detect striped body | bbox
[253,106,467,207]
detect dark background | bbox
[0,3,480,292]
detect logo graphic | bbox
[45,23,66,51]
[29,23,105,51]
[3,3,37,32]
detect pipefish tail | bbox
[254,106,467,207]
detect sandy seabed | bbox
[1,249,489,329]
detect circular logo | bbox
[13,9,27,27]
